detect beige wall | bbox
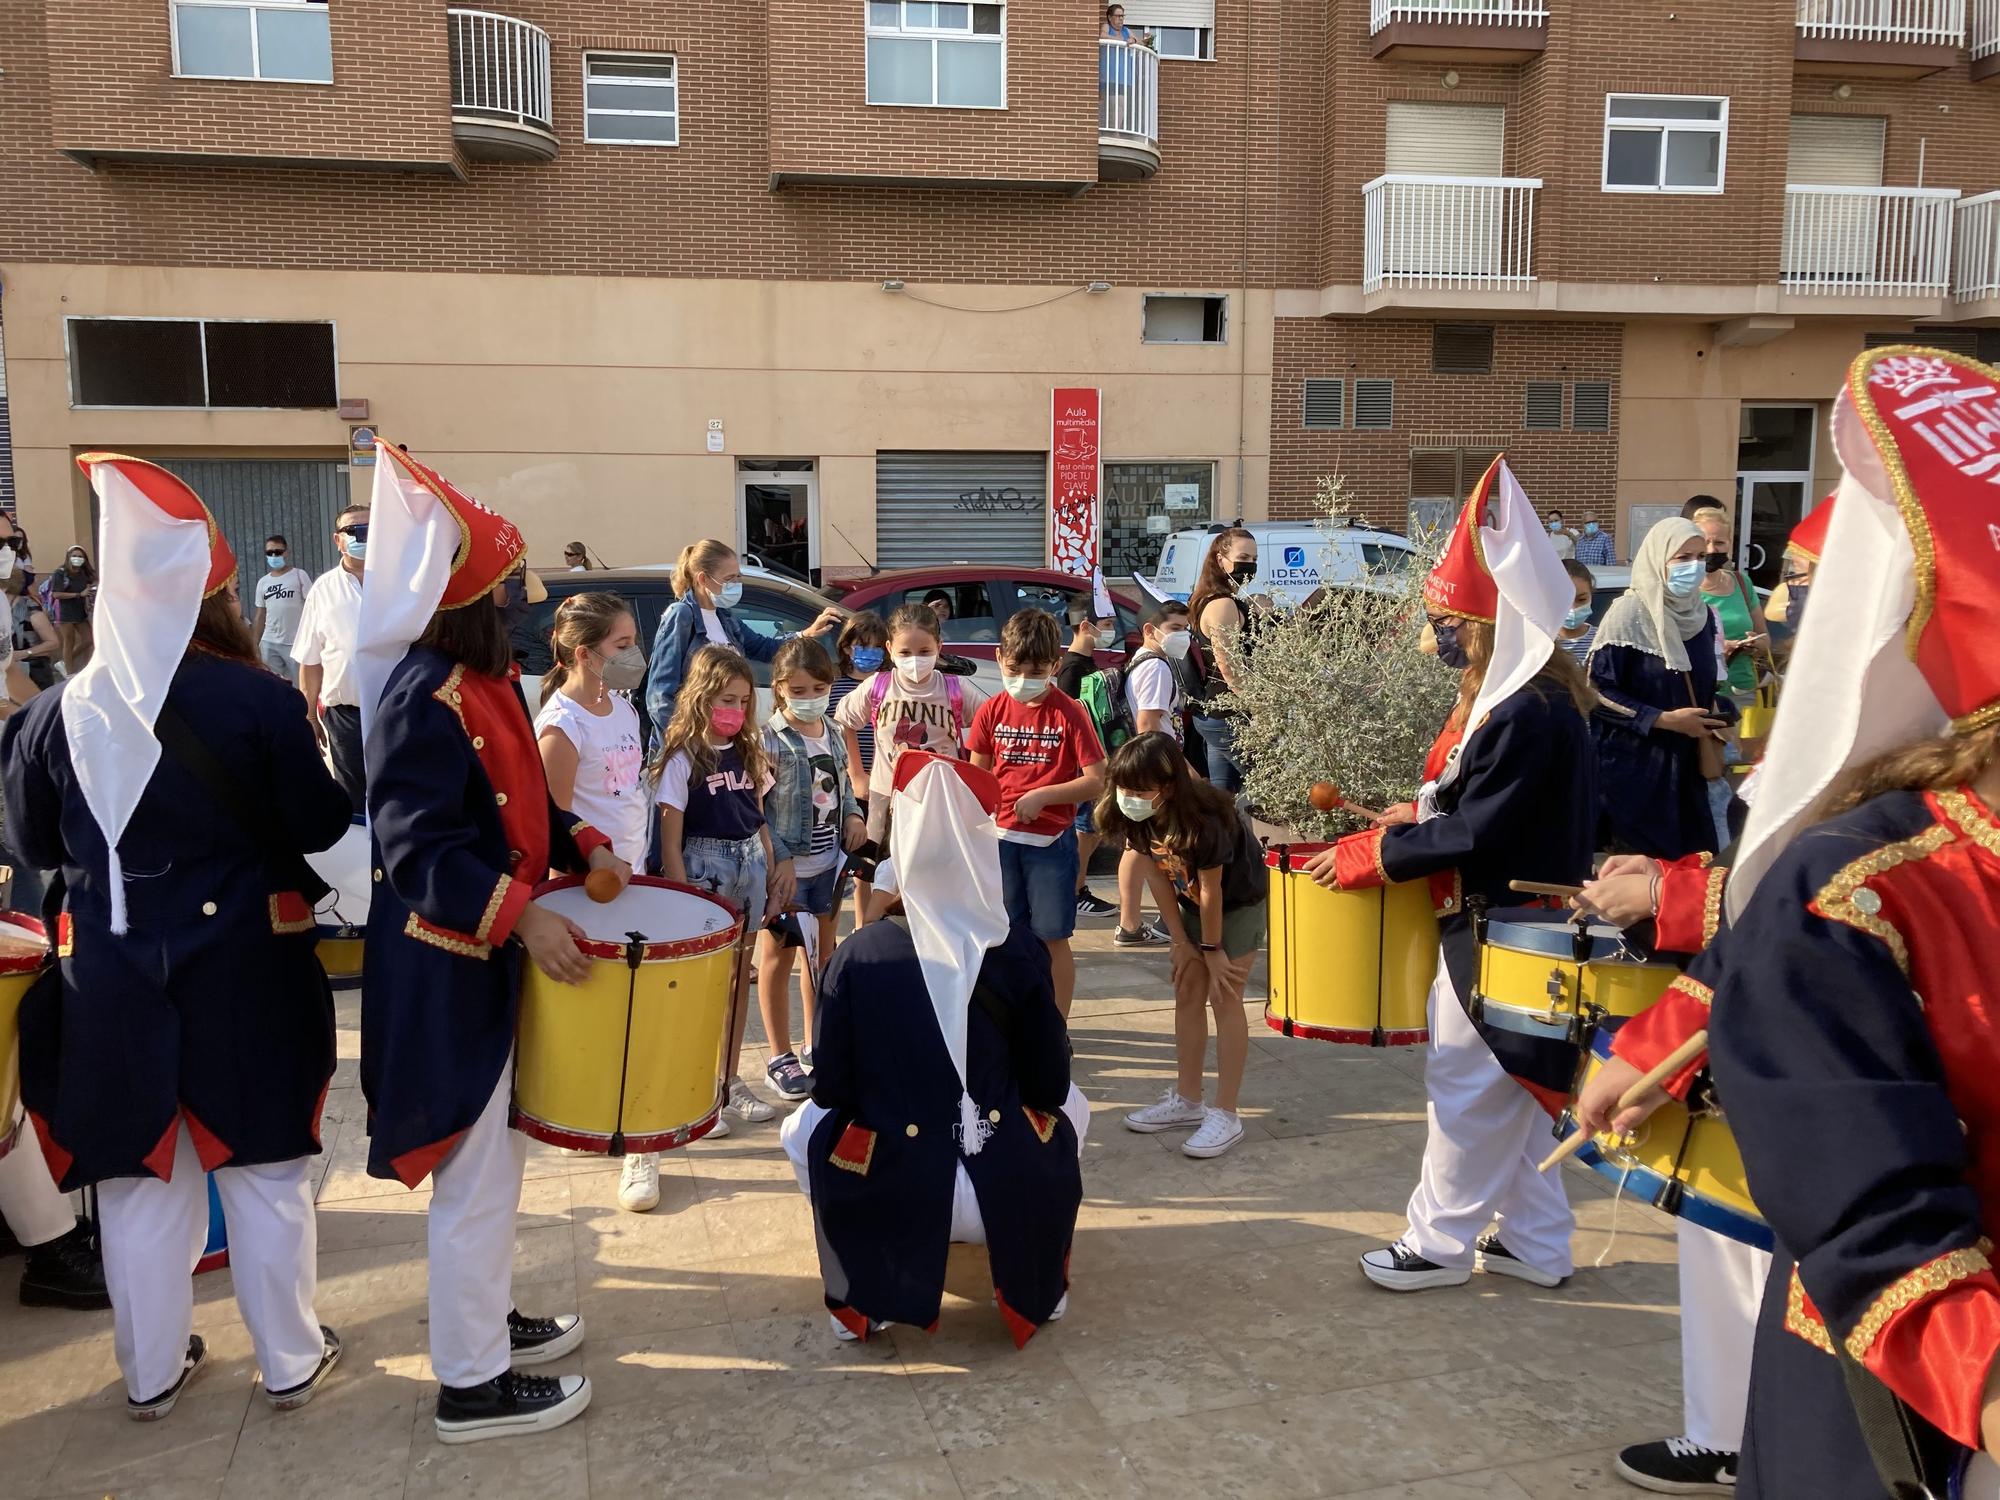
[0,266,1274,570]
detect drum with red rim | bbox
[0,910,51,1159]
[1264,844,1438,1047]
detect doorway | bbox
[1735,404,1818,591]
[736,460,817,586]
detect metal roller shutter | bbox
[147,458,351,583]
[875,451,1048,568]
[1123,0,1214,27]
[1384,102,1506,176]
[1785,115,1885,281]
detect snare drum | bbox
[1472,911,1677,1047]
[309,816,372,992]
[0,911,51,1151]
[513,876,743,1154]
[1555,1029,1771,1251]
[1265,845,1439,1047]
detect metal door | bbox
[875,452,1048,568]
[147,457,350,583]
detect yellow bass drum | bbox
[1264,844,1439,1047]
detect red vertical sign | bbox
[1049,387,1101,578]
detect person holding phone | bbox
[1587,518,1738,860]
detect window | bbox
[1301,379,1345,430]
[1432,324,1495,375]
[1353,379,1394,430]
[1571,381,1612,432]
[1142,295,1227,344]
[1122,1,1214,58]
[1603,95,1727,194]
[866,2,1005,109]
[172,0,332,83]
[896,582,1001,643]
[583,53,678,145]
[1524,381,1564,431]
[1103,460,1215,577]
[69,319,337,409]
[1149,26,1212,58]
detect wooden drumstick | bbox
[1309,780,1384,823]
[1537,1029,1710,1175]
[1509,879,1584,899]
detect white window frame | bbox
[170,0,333,84]
[582,51,679,147]
[1601,93,1729,196]
[1143,25,1213,59]
[864,1,1008,111]
[65,315,341,411]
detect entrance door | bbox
[736,460,817,586]
[1736,404,1818,591]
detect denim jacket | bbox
[762,711,861,863]
[644,595,786,734]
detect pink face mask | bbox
[710,705,747,737]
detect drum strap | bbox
[154,703,332,908]
[1836,1338,1953,1499]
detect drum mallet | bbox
[1536,1029,1710,1175]
[1309,780,1384,823]
[1508,879,1584,900]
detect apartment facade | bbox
[2,0,1997,586]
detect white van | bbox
[1151,522,1420,608]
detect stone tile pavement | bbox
[0,926,1685,1499]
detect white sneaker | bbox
[1124,1089,1207,1134]
[617,1152,660,1213]
[726,1077,777,1124]
[829,1313,887,1343]
[1181,1107,1245,1159]
[705,1114,731,1140]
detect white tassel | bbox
[106,844,129,936]
[956,1089,992,1157]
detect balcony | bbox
[1369,1,1548,63]
[1953,191,2000,312]
[1098,40,1159,181]
[1976,0,2000,77]
[1781,185,1960,308]
[1795,0,1964,78]
[448,9,556,163]
[1362,175,1541,306]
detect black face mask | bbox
[1229,560,1257,585]
[1786,584,1809,628]
[1704,551,1730,573]
[1433,622,1470,671]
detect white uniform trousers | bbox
[1678,1218,1770,1452]
[1402,958,1575,1277]
[0,1112,77,1248]
[97,1123,322,1403]
[426,1054,528,1389]
[782,1082,1091,1245]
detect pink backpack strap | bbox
[867,670,891,716]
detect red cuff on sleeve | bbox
[1333,828,1388,890]
[569,820,613,861]
[1851,1248,2000,1450]
[1608,975,1713,1100]
[482,874,533,949]
[1655,864,1729,955]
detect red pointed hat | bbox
[893,749,1001,815]
[1421,454,1503,623]
[1787,494,1837,563]
[1842,347,2000,732]
[74,452,235,597]
[375,442,530,610]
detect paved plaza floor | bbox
[0,924,1684,1499]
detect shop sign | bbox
[1049,387,1100,577]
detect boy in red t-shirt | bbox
[968,608,1106,1019]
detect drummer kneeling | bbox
[779,753,1087,1346]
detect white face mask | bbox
[894,652,938,685]
[1097,626,1120,650]
[787,693,830,721]
[1156,629,1192,661]
[1002,674,1049,702]
[1116,790,1159,821]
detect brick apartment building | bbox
[2,0,1998,589]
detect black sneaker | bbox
[508,1308,584,1367]
[1357,1242,1471,1292]
[1474,1232,1569,1288]
[1614,1437,1737,1493]
[127,1334,207,1421]
[1112,920,1169,947]
[265,1326,342,1411]
[1075,889,1117,917]
[19,1221,111,1310]
[766,1051,813,1100]
[434,1369,592,1444]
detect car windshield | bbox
[1359,543,1416,577]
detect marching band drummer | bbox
[358,444,623,1445]
[1304,458,1598,1294]
[1698,347,2000,1498]
[1,455,351,1417]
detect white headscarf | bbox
[1589,517,1710,672]
[1459,461,1575,746]
[355,442,464,744]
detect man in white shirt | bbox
[293,505,369,812]
[1114,601,1192,948]
[253,534,307,684]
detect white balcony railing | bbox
[1782,185,1960,297]
[1370,0,1547,30]
[1795,0,1966,46]
[1363,175,1541,294]
[1976,0,2000,55]
[1098,39,1158,149]
[447,9,553,134]
[1955,191,2000,302]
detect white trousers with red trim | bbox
[426,1055,527,1389]
[1402,958,1575,1277]
[97,1124,321,1403]
[1679,1218,1769,1452]
[0,1112,77,1248]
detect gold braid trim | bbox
[1786,1269,1835,1355]
[1844,1241,1995,1362]
[403,912,491,959]
[1955,700,2000,735]
[267,895,316,936]
[1811,824,1953,976]
[1701,866,1728,948]
[1694,851,1716,869]
[1938,789,2000,858]
[431,663,470,736]
[474,876,513,946]
[1370,829,1390,887]
[1666,974,1714,1010]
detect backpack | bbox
[866,668,967,748]
[1077,648,1162,754]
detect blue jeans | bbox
[998,827,1080,941]
[684,834,770,932]
[789,859,851,917]
[1193,714,1245,796]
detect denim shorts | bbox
[684,834,769,932]
[790,859,852,917]
[998,826,1080,942]
[1072,799,1097,835]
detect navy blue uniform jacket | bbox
[806,920,1082,1345]
[1,654,351,1189]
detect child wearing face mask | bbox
[834,603,988,844]
[831,612,891,928]
[657,646,783,1147]
[1112,602,1194,947]
[968,609,1106,1019]
[535,592,650,876]
[1556,559,1597,663]
[759,637,868,1099]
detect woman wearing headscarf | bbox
[1588,518,1738,860]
